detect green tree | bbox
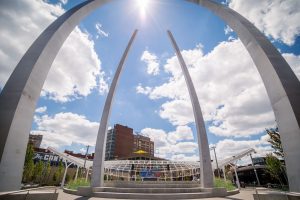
[266,128,289,185]
[66,174,70,183]
[22,144,35,183]
[266,127,284,159]
[53,160,64,185]
[34,160,44,184]
[42,161,51,185]
[265,154,284,185]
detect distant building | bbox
[64,150,94,160]
[105,128,115,160]
[133,135,154,157]
[105,124,134,160]
[105,124,155,160]
[28,134,43,148]
[232,157,287,186]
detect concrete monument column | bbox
[188,0,300,192]
[91,30,138,187]
[0,0,111,191]
[167,30,214,188]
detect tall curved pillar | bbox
[167,30,213,188]
[188,0,300,192]
[91,30,138,187]
[0,0,111,191]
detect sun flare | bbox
[136,0,150,20]
[137,0,150,10]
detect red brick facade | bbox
[105,124,155,160]
[114,124,134,159]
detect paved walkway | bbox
[57,188,256,200]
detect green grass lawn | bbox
[66,178,90,190]
[214,178,236,191]
[66,177,236,191]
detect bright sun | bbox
[136,0,150,19]
[137,0,150,10]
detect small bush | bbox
[214,177,236,191]
[66,178,90,190]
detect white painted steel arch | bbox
[0,0,299,192]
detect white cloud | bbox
[35,106,47,114]
[59,0,68,5]
[283,53,300,81]
[228,0,300,45]
[174,142,198,153]
[79,148,86,154]
[141,50,160,75]
[95,23,109,39]
[42,27,108,102]
[260,134,271,144]
[224,25,233,35]
[136,84,153,95]
[140,128,169,149]
[211,136,273,167]
[0,0,108,102]
[159,100,193,126]
[31,112,99,148]
[0,0,64,88]
[171,154,199,162]
[167,126,194,144]
[137,40,300,137]
[140,126,197,160]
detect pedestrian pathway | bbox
[57,188,256,200]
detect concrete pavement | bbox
[57,188,256,200]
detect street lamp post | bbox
[249,153,261,186]
[83,145,90,169]
[83,145,90,179]
[210,146,220,178]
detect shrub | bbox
[214,177,236,191]
[66,178,90,190]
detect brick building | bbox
[28,134,43,148]
[105,124,155,160]
[133,135,154,157]
[105,124,134,160]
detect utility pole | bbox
[249,153,261,186]
[82,145,90,180]
[83,145,90,169]
[210,146,220,178]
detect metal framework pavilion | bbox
[103,160,201,181]
[47,146,263,186]
[48,146,202,183]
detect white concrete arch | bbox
[0,0,299,192]
[91,30,138,187]
[0,0,112,191]
[168,30,213,188]
[188,0,300,192]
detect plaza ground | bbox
[57,188,257,200]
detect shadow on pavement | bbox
[225,197,243,200]
[74,197,91,200]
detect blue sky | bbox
[0,0,300,164]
